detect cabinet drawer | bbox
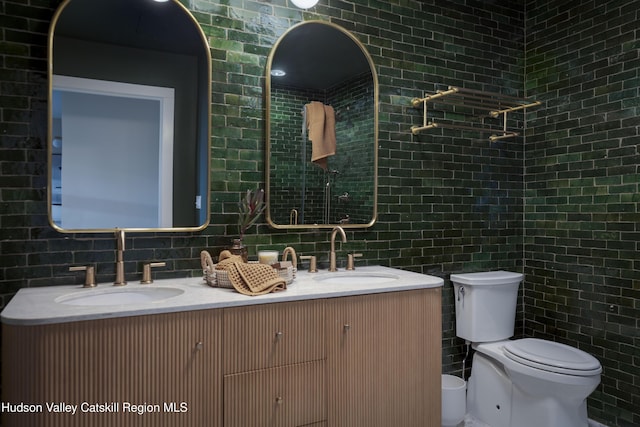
[223,361,326,427]
[223,300,324,374]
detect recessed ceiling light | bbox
[291,0,319,9]
[271,69,286,77]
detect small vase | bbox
[229,238,248,263]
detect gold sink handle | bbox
[69,265,96,288]
[140,262,166,284]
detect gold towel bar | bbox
[489,132,519,142]
[411,121,519,139]
[411,87,460,107]
[411,86,528,109]
[410,86,540,140]
[488,100,542,118]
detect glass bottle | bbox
[229,238,248,263]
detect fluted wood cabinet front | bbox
[222,300,326,426]
[222,300,325,374]
[2,310,221,427]
[326,289,442,427]
[224,361,326,427]
[3,287,441,427]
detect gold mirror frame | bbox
[47,0,211,233]
[265,21,378,229]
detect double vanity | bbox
[2,266,443,427]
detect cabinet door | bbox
[326,289,442,427]
[2,310,221,427]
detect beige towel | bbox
[216,250,286,296]
[306,101,336,169]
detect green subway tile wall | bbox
[0,1,637,426]
[525,2,639,426]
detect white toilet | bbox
[451,271,601,427]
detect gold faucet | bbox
[282,246,298,270]
[289,209,298,225]
[329,226,347,272]
[114,229,126,286]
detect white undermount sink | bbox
[313,272,399,285]
[55,286,184,306]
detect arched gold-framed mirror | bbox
[47,0,211,232]
[265,21,378,229]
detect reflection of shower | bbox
[300,105,340,224]
[289,208,298,225]
[323,169,339,224]
[300,108,307,225]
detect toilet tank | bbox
[450,271,523,342]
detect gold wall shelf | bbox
[410,86,541,141]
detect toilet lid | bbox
[503,338,602,376]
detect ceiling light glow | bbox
[291,0,319,9]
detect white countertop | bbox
[0,265,443,325]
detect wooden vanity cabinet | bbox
[326,289,442,427]
[2,310,222,427]
[3,287,441,427]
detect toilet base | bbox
[467,352,592,427]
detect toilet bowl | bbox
[468,340,601,427]
[451,271,602,427]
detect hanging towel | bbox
[305,101,336,170]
